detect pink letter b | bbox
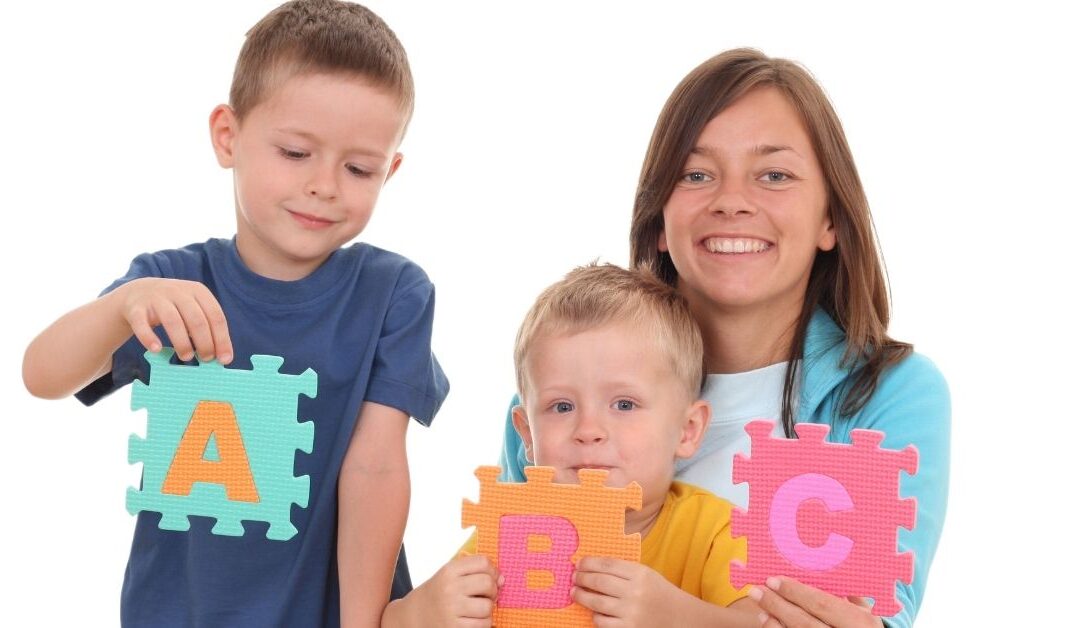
[497,515,578,608]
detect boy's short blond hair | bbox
[230,0,414,123]
[514,263,704,399]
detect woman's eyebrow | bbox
[753,143,799,157]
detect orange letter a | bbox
[162,401,259,502]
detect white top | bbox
[675,361,792,508]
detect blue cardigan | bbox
[497,309,949,628]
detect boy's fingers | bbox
[570,585,619,617]
[576,556,633,578]
[176,296,215,362]
[573,570,624,597]
[155,302,195,361]
[459,572,498,599]
[127,308,162,353]
[459,595,494,620]
[195,289,232,363]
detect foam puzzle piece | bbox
[128,350,317,540]
[731,420,918,617]
[462,466,642,627]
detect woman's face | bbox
[659,86,835,317]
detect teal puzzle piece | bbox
[128,350,317,540]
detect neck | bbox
[235,232,326,282]
[687,291,808,374]
[624,485,668,537]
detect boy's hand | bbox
[572,557,679,627]
[120,277,233,364]
[403,555,501,627]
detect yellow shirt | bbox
[460,481,747,607]
[641,481,748,607]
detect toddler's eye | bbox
[614,399,636,411]
[346,164,371,178]
[554,401,574,414]
[278,147,308,160]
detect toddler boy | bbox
[383,264,757,627]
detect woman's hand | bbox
[750,577,883,627]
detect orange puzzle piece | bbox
[462,466,643,627]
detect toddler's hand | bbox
[119,277,233,364]
[410,555,500,627]
[572,557,678,628]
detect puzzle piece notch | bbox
[128,350,317,540]
[462,465,642,628]
[731,420,918,617]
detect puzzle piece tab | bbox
[731,420,917,617]
[462,466,642,627]
[128,350,317,540]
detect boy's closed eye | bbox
[277,146,309,160]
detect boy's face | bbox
[210,72,406,280]
[512,321,709,521]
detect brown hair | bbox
[629,48,911,436]
[229,0,414,123]
[514,263,704,400]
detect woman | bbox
[499,48,949,628]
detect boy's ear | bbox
[510,405,535,463]
[209,104,239,168]
[675,399,710,460]
[384,152,403,182]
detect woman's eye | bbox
[278,147,308,160]
[762,170,790,183]
[682,171,710,183]
[614,399,636,411]
[554,401,574,413]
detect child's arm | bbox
[380,555,500,627]
[338,400,412,628]
[22,277,232,399]
[572,557,761,628]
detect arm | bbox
[23,277,232,399]
[572,558,760,628]
[339,401,411,628]
[381,555,500,628]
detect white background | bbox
[3,1,1077,625]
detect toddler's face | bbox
[211,72,406,280]
[514,321,707,531]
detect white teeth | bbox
[705,238,770,254]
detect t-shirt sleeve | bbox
[74,253,169,406]
[849,353,950,628]
[364,273,449,426]
[700,500,751,607]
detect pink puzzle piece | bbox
[731,420,918,617]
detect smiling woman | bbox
[500,48,949,628]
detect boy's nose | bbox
[572,410,607,444]
[305,168,338,201]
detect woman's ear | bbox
[817,213,837,252]
[511,405,536,463]
[675,399,710,459]
[209,104,239,168]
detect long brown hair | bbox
[629,48,911,436]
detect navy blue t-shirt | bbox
[77,238,448,627]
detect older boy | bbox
[383,264,758,627]
[21,1,446,626]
